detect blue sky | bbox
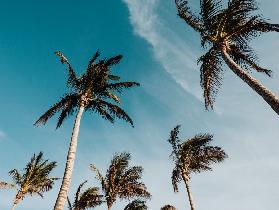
[1,0,279,210]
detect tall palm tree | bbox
[161,205,176,210]
[9,152,58,210]
[168,125,227,210]
[34,51,139,210]
[90,152,151,210]
[124,199,147,210]
[175,0,279,115]
[67,180,103,210]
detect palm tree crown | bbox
[161,204,176,210]
[124,199,148,210]
[34,51,139,128]
[175,0,279,113]
[91,152,151,210]
[67,180,103,210]
[9,152,58,209]
[168,125,227,191]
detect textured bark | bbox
[53,106,85,210]
[221,45,279,116]
[182,173,195,210]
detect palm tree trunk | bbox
[53,106,85,210]
[182,173,195,210]
[221,45,279,116]
[11,203,17,210]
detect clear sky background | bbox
[0,0,279,210]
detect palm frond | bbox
[171,165,182,193]
[105,55,123,66]
[100,101,134,127]
[198,48,223,109]
[161,205,176,210]
[124,199,148,210]
[34,94,78,126]
[55,51,80,89]
[200,0,223,30]
[168,125,181,159]
[175,0,204,33]
[88,50,101,69]
[105,82,140,93]
[56,95,79,128]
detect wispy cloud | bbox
[123,0,202,100]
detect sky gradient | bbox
[1,1,279,210]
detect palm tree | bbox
[124,199,148,210]
[34,51,139,210]
[9,152,58,210]
[67,180,103,210]
[161,205,176,210]
[90,152,151,210]
[168,125,227,210]
[175,0,279,115]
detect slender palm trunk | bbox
[54,106,85,210]
[11,203,17,210]
[182,173,195,210]
[221,45,279,116]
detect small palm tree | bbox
[91,152,151,210]
[124,199,148,210]
[67,180,103,210]
[161,204,176,210]
[34,51,139,210]
[9,152,58,210]
[175,0,279,115]
[168,125,227,210]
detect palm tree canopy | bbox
[168,125,227,192]
[161,204,176,210]
[34,51,140,128]
[175,0,279,108]
[9,151,58,199]
[67,180,103,210]
[90,152,151,208]
[124,199,148,210]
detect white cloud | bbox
[123,0,202,100]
